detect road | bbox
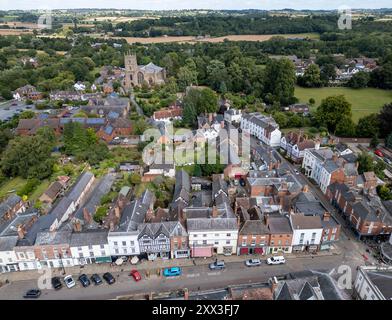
[0,254,351,300]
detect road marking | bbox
[207,272,221,276]
[186,273,200,278]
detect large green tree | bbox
[263,58,296,106]
[378,103,392,138]
[298,64,323,87]
[316,95,352,134]
[182,88,218,127]
[356,113,380,137]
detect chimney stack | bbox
[109,221,115,232]
[83,208,92,224]
[114,206,121,219]
[73,220,82,232]
[270,276,279,294]
[183,288,189,300]
[332,153,338,162]
[212,206,219,218]
[323,212,330,221]
[302,184,309,193]
[17,225,26,239]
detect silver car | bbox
[245,259,262,267]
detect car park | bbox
[51,277,62,290]
[245,259,262,267]
[64,275,76,289]
[103,272,116,284]
[130,270,142,282]
[91,274,103,285]
[266,256,286,265]
[78,274,91,287]
[163,267,182,277]
[23,289,41,298]
[209,260,225,270]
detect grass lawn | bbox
[0,177,51,202]
[295,86,392,122]
[0,177,25,199]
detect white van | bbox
[266,256,286,265]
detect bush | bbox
[17,178,40,197]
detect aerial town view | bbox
[0,0,391,307]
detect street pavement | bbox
[0,254,354,300]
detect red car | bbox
[130,270,142,282]
[374,149,384,157]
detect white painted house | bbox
[187,218,238,257]
[70,231,111,265]
[240,112,281,147]
[224,108,242,124]
[289,214,323,253]
[354,266,392,300]
[0,236,19,273]
[108,231,140,257]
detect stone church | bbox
[124,54,166,89]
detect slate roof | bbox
[267,216,292,234]
[35,230,72,246]
[365,270,392,300]
[41,181,63,201]
[186,218,238,232]
[0,194,22,217]
[239,220,270,235]
[140,62,164,73]
[67,172,94,203]
[118,189,155,232]
[137,221,187,239]
[290,215,323,230]
[0,235,18,251]
[69,230,108,247]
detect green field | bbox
[295,86,392,122]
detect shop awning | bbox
[95,256,112,263]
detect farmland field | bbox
[295,86,392,122]
[113,33,319,44]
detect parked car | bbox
[91,274,103,285]
[209,260,225,270]
[245,259,262,267]
[103,272,116,285]
[64,275,76,289]
[374,149,384,157]
[130,270,142,282]
[163,267,182,277]
[266,256,286,265]
[51,277,62,290]
[294,169,300,175]
[78,274,91,287]
[239,179,246,187]
[23,289,41,299]
[384,158,392,165]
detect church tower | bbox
[124,53,138,89]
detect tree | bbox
[356,113,380,137]
[378,103,392,138]
[298,64,322,87]
[316,95,352,134]
[272,112,289,128]
[263,58,296,106]
[386,132,392,149]
[129,173,141,185]
[309,98,315,106]
[347,71,370,88]
[133,118,149,135]
[177,66,197,91]
[377,185,392,201]
[206,59,228,92]
[1,134,54,179]
[0,129,13,154]
[357,152,374,174]
[320,64,336,83]
[335,116,356,137]
[370,135,379,148]
[182,88,218,127]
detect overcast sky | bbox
[1,0,391,11]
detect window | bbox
[123,248,127,254]
[19,253,25,259]
[203,234,207,237]
[226,240,230,245]
[89,252,94,257]
[330,234,335,241]
[242,240,247,246]
[215,234,219,237]
[122,241,126,246]
[332,228,337,234]
[214,241,219,245]
[88,245,93,250]
[193,235,198,238]
[113,241,118,246]
[227,233,231,237]
[101,251,106,256]
[100,244,105,249]
[278,240,282,246]
[23,263,28,268]
[78,247,82,251]
[325,229,330,234]
[251,239,256,246]
[270,240,274,245]
[130,241,134,246]
[0,258,2,263]
[114,249,119,254]
[311,232,316,239]
[79,253,83,258]
[131,248,135,253]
